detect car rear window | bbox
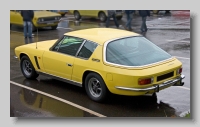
[105,36,171,66]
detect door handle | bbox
[67,63,73,67]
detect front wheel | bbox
[85,73,108,102]
[20,56,39,79]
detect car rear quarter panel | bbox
[71,44,182,95]
[102,58,182,95]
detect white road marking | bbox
[10,81,106,117]
[175,86,190,90]
[173,56,190,60]
[167,40,190,43]
[57,27,73,30]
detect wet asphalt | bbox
[10,11,190,117]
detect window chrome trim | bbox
[75,40,86,57]
[103,35,173,68]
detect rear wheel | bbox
[98,12,107,22]
[85,73,108,102]
[20,56,39,79]
[74,11,81,20]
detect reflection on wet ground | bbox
[11,77,179,117]
[10,82,96,117]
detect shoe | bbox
[129,28,133,31]
[24,37,28,39]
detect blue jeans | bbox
[106,14,119,28]
[126,13,133,29]
[23,21,32,38]
[141,17,147,32]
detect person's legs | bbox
[27,21,32,38]
[106,15,111,28]
[112,14,119,28]
[141,17,146,32]
[23,21,28,38]
[125,13,130,29]
[143,17,147,31]
[128,13,133,30]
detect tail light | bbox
[138,78,153,85]
[177,67,182,75]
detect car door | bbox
[42,36,85,80]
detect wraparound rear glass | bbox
[106,36,171,66]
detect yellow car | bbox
[69,10,123,22]
[14,28,185,102]
[10,10,61,31]
[47,10,68,17]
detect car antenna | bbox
[36,27,38,49]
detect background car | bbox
[14,28,185,102]
[47,10,68,17]
[10,10,61,31]
[152,10,171,14]
[69,10,123,22]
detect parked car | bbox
[47,10,68,17]
[10,10,61,31]
[14,28,185,102]
[69,10,123,22]
[152,10,171,14]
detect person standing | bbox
[138,10,150,33]
[125,10,135,31]
[21,10,34,38]
[106,10,119,28]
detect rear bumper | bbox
[115,74,185,92]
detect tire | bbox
[51,25,58,30]
[153,10,159,14]
[116,16,122,20]
[98,12,107,22]
[20,56,39,79]
[74,11,81,20]
[85,73,108,102]
[10,24,12,29]
[165,10,170,14]
[61,14,65,17]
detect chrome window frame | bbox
[50,35,100,60]
[103,35,173,68]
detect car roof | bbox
[64,28,140,45]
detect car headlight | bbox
[38,18,44,22]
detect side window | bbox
[56,36,84,56]
[77,41,98,59]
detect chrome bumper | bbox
[115,74,185,92]
[14,56,18,59]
